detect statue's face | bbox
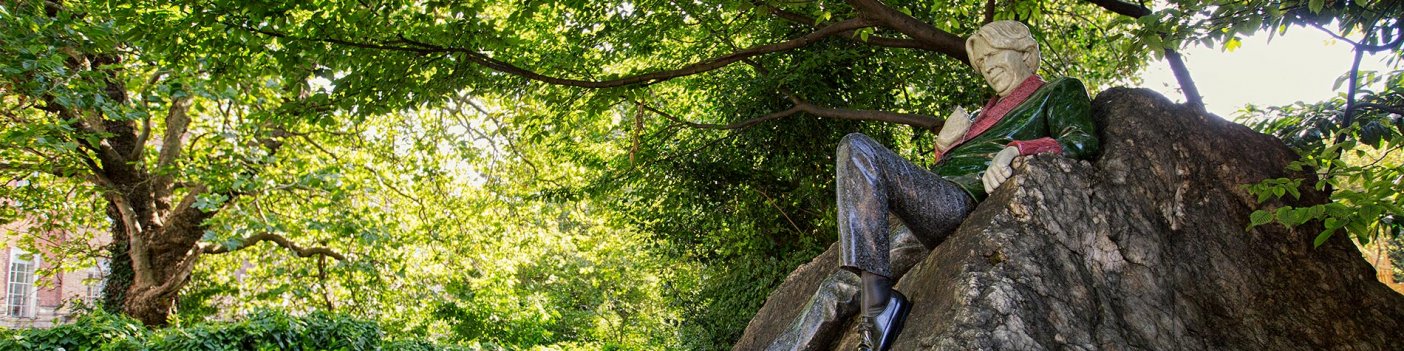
[969,37,1034,97]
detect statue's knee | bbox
[837,133,876,162]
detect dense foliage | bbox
[1221,1,1404,249]
[0,309,467,350]
[2,0,1399,350]
[1241,80,1404,247]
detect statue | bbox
[767,21,1100,351]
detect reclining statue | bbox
[768,20,1100,351]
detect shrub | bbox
[0,309,459,351]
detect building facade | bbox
[0,218,107,329]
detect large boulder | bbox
[734,88,1404,350]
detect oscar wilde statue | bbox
[769,20,1099,351]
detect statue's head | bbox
[966,21,1040,97]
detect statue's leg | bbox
[835,133,974,350]
[835,133,972,277]
[770,133,973,350]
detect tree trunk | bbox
[115,222,207,326]
[735,88,1404,350]
[98,176,210,327]
[89,117,211,326]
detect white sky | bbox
[1139,28,1398,118]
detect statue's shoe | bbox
[859,290,911,351]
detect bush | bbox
[0,309,461,351]
[0,309,147,350]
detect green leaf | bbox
[1314,229,1333,247]
[1334,72,1351,91]
[1249,210,1273,228]
[1224,37,1242,52]
[1353,224,1375,244]
[1347,220,1369,236]
[1291,207,1315,226]
[1275,206,1295,225]
[1144,35,1164,51]
[1309,205,1325,218]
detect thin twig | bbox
[755,188,804,234]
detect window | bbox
[86,258,109,305]
[7,249,38,318]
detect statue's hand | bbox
[935,107,972,150]
[982,146,1021,194]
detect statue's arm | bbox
[1012,78,1098,159]
[1045,78,1099,160]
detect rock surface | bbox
[733,88,1404,350]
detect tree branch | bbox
[130,70,169,160]
[754,2,928,50]
[297,132,425,210]
[844,0,969,62]
[755,187,804,234]
[39,101,128,169]
[1162,49,1206,112]
[638,99,939,130]
[792,99,942,128]
[1308,21,1403,53]
[457,96,542,173]
[161,183,207,228]
[240,18,876,89]
[202,232,347,261]
[1352,103,1404,116]
[152,96,193,203]
[156,97,192,169]
[1359,22,1404,53]
[983,0,998,24]
[648,54,943,130]
[1082,0,1151,18]
[1341,40,1367,130]
[1082,0,1205,112]
[105,193,155,286]
[0,162,68,177]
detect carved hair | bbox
[966,20,1040,73]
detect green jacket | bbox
[933,77,1099,201]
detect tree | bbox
[14,0,1359,346]
[1181,1,1404,258]
[0,1,348,326]
[1,2,694,343]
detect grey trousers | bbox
[837,133,974,277]
[768,133,975,351]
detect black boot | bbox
[858,290,910,351]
